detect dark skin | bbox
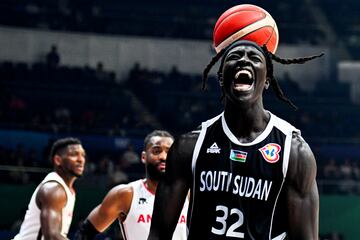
[36,144,86,240]
[148,44,319,240]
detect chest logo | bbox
[138,198,148,205]
[207,142,221,154]
[229,149,248,163]
[259,143,281,163]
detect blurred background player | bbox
[74,130,188,240]
[13,137,86,240]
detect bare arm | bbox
[286,133,319,240]
[148,132,197,240]
[88,185,133,232]
[36,182,68,240]
[73,184,133,240]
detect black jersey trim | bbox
[119,221,128,240]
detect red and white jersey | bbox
[13,172,75,240]
[120,179,188,240]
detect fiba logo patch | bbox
[259,143,281,163]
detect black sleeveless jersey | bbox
[187,112,299,240]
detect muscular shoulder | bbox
[107,183,134,205]
[287,132,317,195]
[172,131,199,156]
[36,181,67,209]
[163,131,199,182]
[88,183,135,228]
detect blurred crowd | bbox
[0,46,155,137]
[320,158,360,195]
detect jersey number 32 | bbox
[211,205,244,238]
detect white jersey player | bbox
[74,130,188,240]
[13,138,86,240]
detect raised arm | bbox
[36,182,68,240]
[74,185,133,240]
[148,132,198,240]
[286,132,319,240]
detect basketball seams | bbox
[263,23,277,52]
[243,25,276,43]
[213,3,269,31]
[213,4,279,54]
[214,14,277,53]
[213,9,266,35]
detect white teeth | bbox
[235,69,252,80]
[234,82,254,91]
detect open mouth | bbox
[234,69,254,91]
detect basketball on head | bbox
[213,4,279,54]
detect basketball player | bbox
[148,13,323,240]
[74,130,188,240]
[13,137,86,240]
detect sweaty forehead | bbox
[147,136,174,148]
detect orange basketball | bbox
[213,4,279,54]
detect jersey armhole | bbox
[282,129,300,178]
[37,180,68,208]
[121,184,135,223]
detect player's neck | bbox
[224,103,269,141]
[56,170,76,192]
[144,178,158,195]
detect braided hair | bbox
[202,43,324,109]
[201,48,227,91]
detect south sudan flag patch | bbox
[229,149,247,163]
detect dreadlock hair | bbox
[202,47,227,91]
[201,43,324,110]
[262,45,324,110]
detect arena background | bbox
[0,0,360,239]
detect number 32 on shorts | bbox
[211,205,244,238]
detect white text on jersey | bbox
[199,170,273,201]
